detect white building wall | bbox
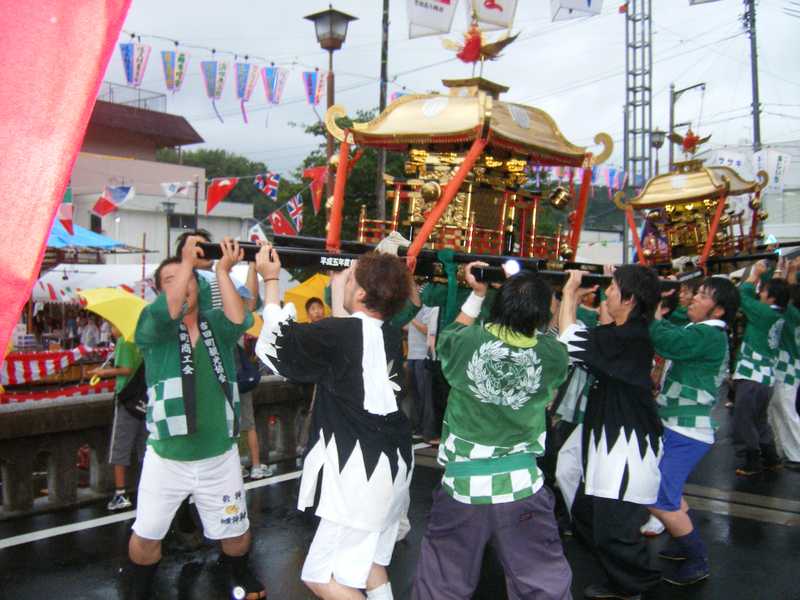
[71,153,255,264]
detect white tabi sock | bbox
[366,582,393,600]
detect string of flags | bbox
[525,164,629,198]
[117,37,330,124]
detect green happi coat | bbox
[650,318,729,443]
[135,281,253,454]
[733,282,785,386]
[775,304,800,387]
[436,321,569,505]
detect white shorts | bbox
[301,518,400,589]
[132,445,249,541]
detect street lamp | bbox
[651,128,666,175]
[304,5,358,199]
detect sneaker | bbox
[241,465,250,479]
[659,539,688,561]
[663,557,710,586]
[583,582,641,600]
[249,464,275,480]
[640,514,665,537]
[107,493,133,511]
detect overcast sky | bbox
[104,0,800,177]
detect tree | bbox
[288,109,406,243]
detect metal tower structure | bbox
[623,0,654,189]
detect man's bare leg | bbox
[305,578,365,600]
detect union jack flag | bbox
[255,172,280,199]
[287,193,303,231]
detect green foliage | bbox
[288,109,405,243]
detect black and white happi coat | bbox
[558,319,663,505]
[255,303,414,532]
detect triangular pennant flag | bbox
[268,209,297,236]
[91,185,134,217]
[161,49,189,92]
[206,178,239,214]
[248,223,268,243]
[303,165,328,214]
[59,185,74,234]
[161,181,191,199]
[119,41,151,87]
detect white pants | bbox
[555,426,584,512]
[301,518,400,589]
[768,382,800,462]
[132,445,249,541]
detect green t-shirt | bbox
[148,337,234,461]
[114,338,142,394]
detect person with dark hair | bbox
[644,276,739,586]
[254,245,413,600]
[767,258,800,467]
[732,259,788,475]
[667,277,702,327]
[557,265,662,600]
[413,264,572,600]
[121,236,264,600]
[305,296,326,323]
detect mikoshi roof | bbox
[324,93,612,167]
[615,163,769,210]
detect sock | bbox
[120,560,159,600]
[221,552,264,595]
[366,582,393,600]
[115,489,126,496]
[676,528,707,562]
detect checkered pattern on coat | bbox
[437,426,545,505]
[774,350,799,386]
[734,343,775,386]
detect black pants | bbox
[733,379,777,460]
[409,359,439,440]
[571,483,660,594]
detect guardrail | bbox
[0,377,307,519]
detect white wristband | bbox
[461,292,485,318]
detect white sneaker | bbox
[640,514,665,537]
[107,493,132,511]
[249,464,274,480]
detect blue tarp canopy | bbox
[48,220,124,249]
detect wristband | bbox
[461,292,485,318]
[264,277,279,282]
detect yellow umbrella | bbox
[77,288,148,343]
[284,273,331,323]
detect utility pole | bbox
[375,0,390,221]
[743,0,761,151]
[668,82,705,170]
[193,175,200,230]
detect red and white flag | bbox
[248,223,268,243]
[91,185,135,217]
[59,186,74,234]
[206,178,239,214]
[268,210,297,236]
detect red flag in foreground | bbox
[269,209,297,236]
[206,178,239,214]
[303,166,327,214]
[0,1,132,355]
